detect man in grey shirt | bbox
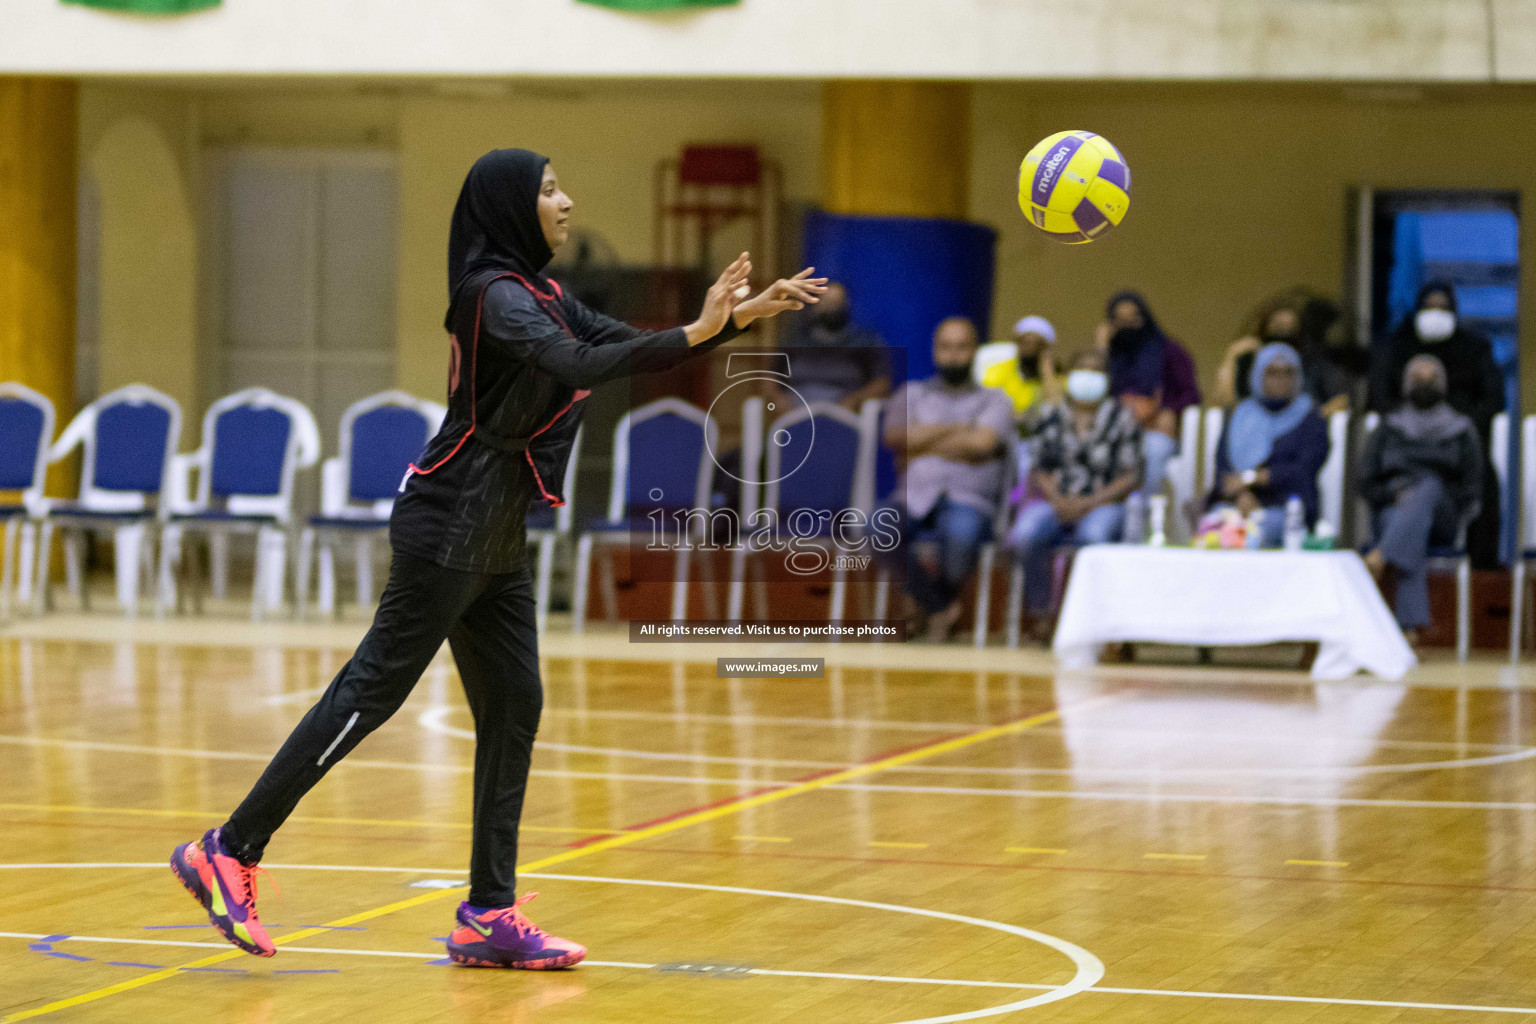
[883,317,1014,641]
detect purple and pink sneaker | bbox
[446,893,586,969]
[170,827,277,957]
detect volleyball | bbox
[1018,130,1131,243]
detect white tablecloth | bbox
[1053,547,1416,680]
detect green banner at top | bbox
[64,0,219,13]
[578,0,738,10]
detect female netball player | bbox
[171,147,826,969]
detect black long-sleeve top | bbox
[391,275,739,573]
[1358,421,1483,522]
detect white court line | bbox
[5,925,1532,1016]
[418,706,1536,778]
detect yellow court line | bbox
[1143,853,1206,861]
[1006,847,1067,855]
[1285,859,1350,867]
[0,803,621,836]
[0,693,1120,1024]
[868,841,928,849]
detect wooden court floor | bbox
[3,633,1536,1023]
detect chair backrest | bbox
[199,388,321,522]
[609,398,716,522]
[1317,410,1349,532]
[1492,411,1510,532]
[0,383,55,512]
[340,391,446,503]
[972,341,1017,385]
[763,401,876,518]
[1164,404,1203,508]
[1201,406,1225,497]
[1523,415,1536,554]
[51,384,181,513]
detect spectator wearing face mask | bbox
[1361,354,1483,641]
[781,281,891,410]
[1370,281,1504,566]
[883,317,1014,642]
[1009,347,1142,640]
[982,315,1061,421]
[1095,291,1201,498]
[1206,343,1330,546]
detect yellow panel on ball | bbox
[1018,130,1131,244]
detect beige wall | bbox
[81,78,1536,428]
[394,82,820,397]
[973,82,1536,401]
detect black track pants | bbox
[222,552,541,908]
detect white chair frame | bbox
[296,391,446,618]
[526,425,582,635]
[157,387,320,620]
[36,383,181,616]
[572,398,717,633]
[0,383,55,621]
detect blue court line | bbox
[42,951,92,962]
[427,958,453,966]
[37,934,70,943]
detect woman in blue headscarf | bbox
[1206,342,1331,546]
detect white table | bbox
[1053,547,1416,681]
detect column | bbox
[821,80,971,219]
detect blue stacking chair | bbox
[572,398,716,632]
[729,399,878,626]
[0,383,55,619]
[296,391,445,617]
[37,384,181,615]
[157,387,320,620]
[525,425,581,635]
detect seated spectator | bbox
[883,317,1013,643]
[983,314,1060,501]
[782,281,891,410]
[1369,280,1504,568]
[1009,348,1142,640]
[1361,355,1483,641]
[982,315,1060,420]
[1214,296,1304,408]
[1096,291,1200,498]
[1206,342,1330,546]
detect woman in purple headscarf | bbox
[1097,291,1202,496]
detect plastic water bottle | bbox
[1148,495,1168,547]
[1283,496,1306,552]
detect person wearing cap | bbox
[982,315,1060,420]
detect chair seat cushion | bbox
[307,514,390,531]
[49,504,154,521]
[169,509,278,524]
[0,504,29,519]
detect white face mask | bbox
[1066,369,1108,404]
[1415,308,1456,343]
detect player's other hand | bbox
[732,268,829,328]
[685,252,752,347]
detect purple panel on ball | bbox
[1072,198,1110,234]
[1030,136,1085,207]
[1098,159,1130,193]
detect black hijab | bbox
[444,148,553,331]
[1104,290,1169,397]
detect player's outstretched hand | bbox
[685,252,753,347]
[732,268,829,328]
